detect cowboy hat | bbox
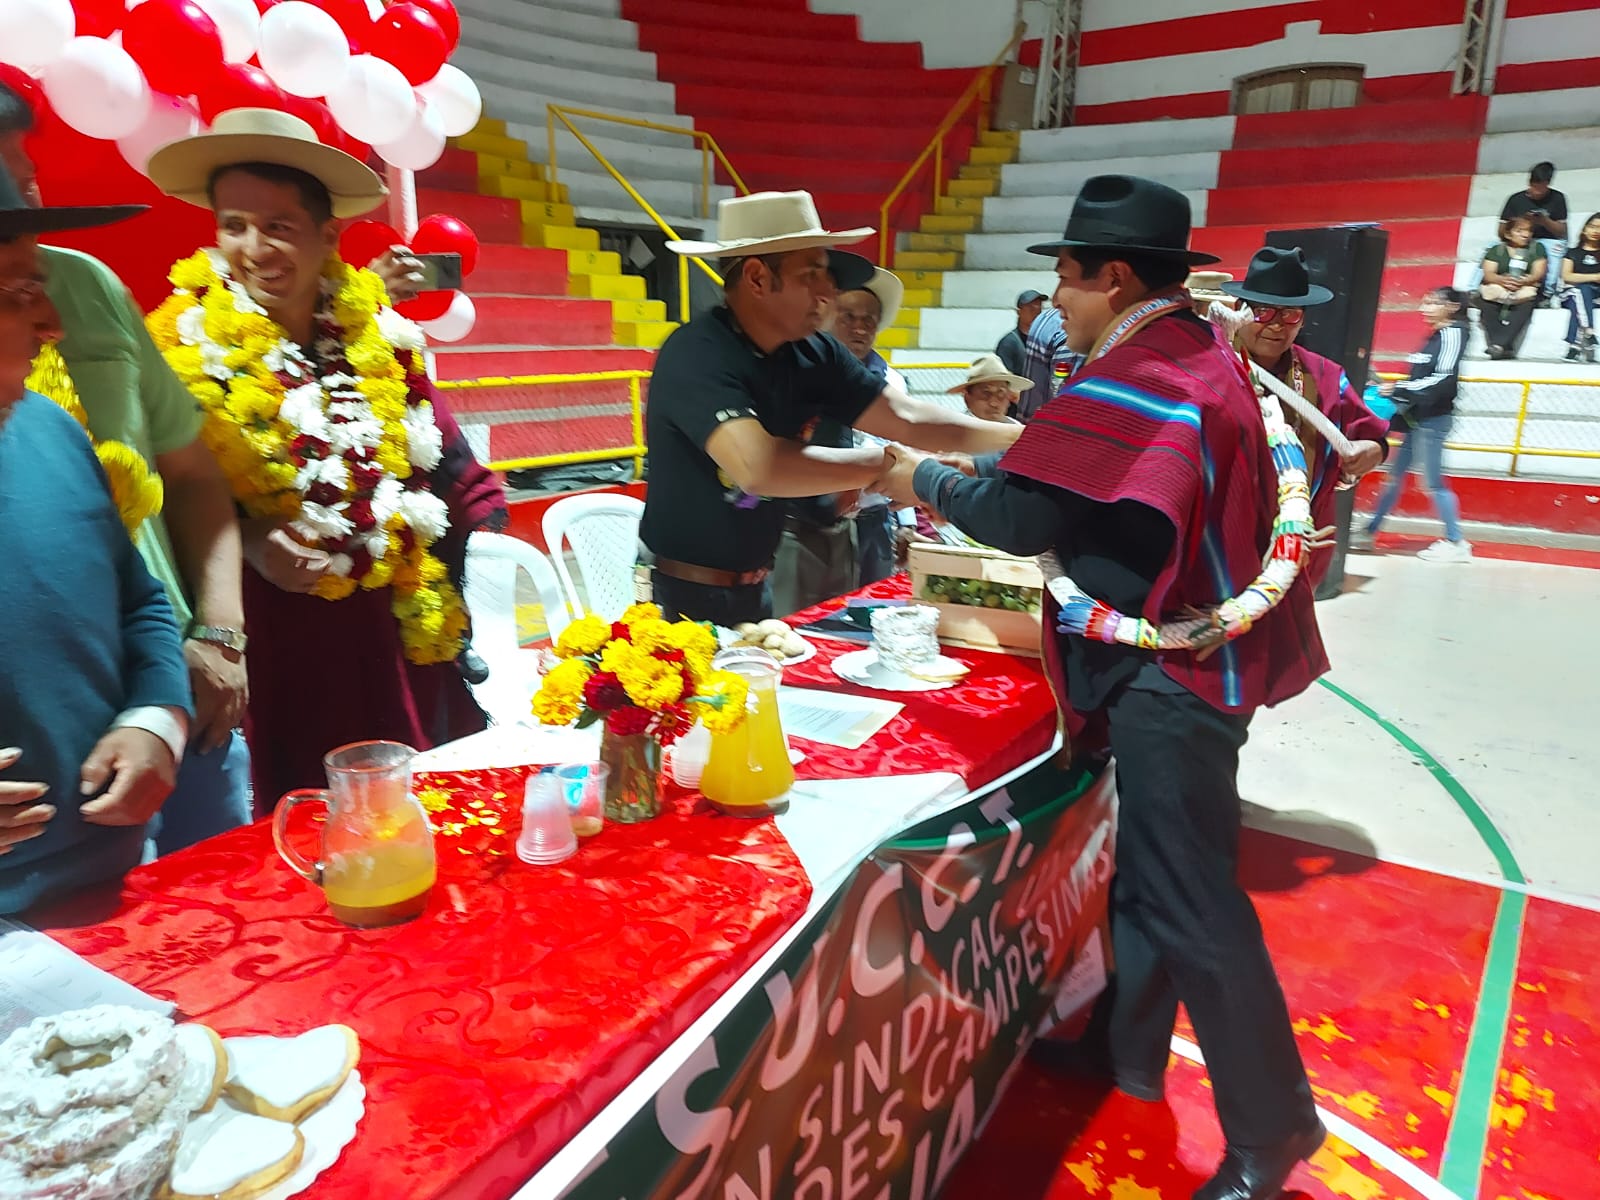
[0,159,144,238]
[1027,174,1220,265]
[147,108,387,219]
[838,265,903,329]
[947,353,1032,395]
[1221,247,1333,307]
[1185,270,1235,304]
[667,190,874,261]
[825,250,877,293]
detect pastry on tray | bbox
[221,1025,361,1124]
[161,1107,305,1200]
[729,618,809,661]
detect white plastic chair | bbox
[462,532,569,727]
[541,492,645,623]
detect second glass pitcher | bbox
[699,648,794,818]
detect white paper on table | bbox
[0,920,173,1040]
[776,686,903,750]
[412,722,603,773]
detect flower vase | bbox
[600,730,662,822]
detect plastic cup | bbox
[668,723,711,790]
[516,771,578,865]
[554,762,609,838]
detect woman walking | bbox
[1355,287,1470,563]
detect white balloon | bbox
[420,292,476,343]
[375,98,445,172]
[193,0,260,64]
[0,0,75,72]
[417,65,482,139]
[258,1,349,99]
[43,38,152,142]
[327,54,413,146]
[117,92,204,175]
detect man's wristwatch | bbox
[188,624,248,654]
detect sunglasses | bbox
[1252,305,1305,327]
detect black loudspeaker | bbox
[1264,225,1388,392]
[1264,225,1389,598]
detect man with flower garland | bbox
[0,82,250,854]
[144,109,506,807]
[875,177,1328,1200]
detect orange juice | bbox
[323,841,436,927]
[701,651,794,817]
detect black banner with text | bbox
[570,758,1117,1200]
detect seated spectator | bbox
[994,288,1047,382]
[1480,216,1545,359]
[0,164,192,914]
[1499,162,1567,302]
[1560,212,1600,364]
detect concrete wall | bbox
[807,0,1050,67]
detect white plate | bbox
[715,628,818,666]
[830,649,965,693]
[263,1071,365,1200]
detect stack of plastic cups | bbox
[516,770,577,865]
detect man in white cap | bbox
[646,191,1021,624]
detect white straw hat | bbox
[147,108,387,219]
[947,353,1032,395]
[666,190,873,258]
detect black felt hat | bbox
[1221,247,1334,307]
[1027,174,1219,265]
[0,159,144,238]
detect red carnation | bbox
[582,671,629,712]
[347,546,373,580]
[351,462,384,491]
[347,499,376,530]
[610,621,633,642]
[305,482,343,506]
[397,528,417,555]
[289,433,329,460]
[654,647,686,664]
[605,705,653,737]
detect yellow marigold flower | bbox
[556,613,611,659]
[598,639,638,676]
[145,300,185,350]
[690,671,749,735]
[620,602,662,625]
[96,443,164,534]
[616,653,684,712]
[169,251,213,292]
[630,618,673,658]
[667,619,718,663]
[314,575,359,601]
[166,344,205,383]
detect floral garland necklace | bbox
[148,250,466,665]
[1040,290,1322,657]
[24,344,164,536]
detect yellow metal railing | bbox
[436,370,648,478]
[894,362,1600,478]
[546,105,752,320]
[877,24,1026,267]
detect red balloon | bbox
[405,0,459,51]
[73,0,128,39]
[123,0,224,98]
[312,0,373,46]
[198,64,285,124]
[396,290,455,322]
[368,4,449,87]
[0,65,45,121]
[340,219,402,270]
[412,213,478,276]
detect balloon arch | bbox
[0,0,485,339]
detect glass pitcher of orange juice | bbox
[272,740,438,927]
[700,648,794,818]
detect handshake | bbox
[846,443,977,514]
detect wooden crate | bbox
[907,543,1044,655]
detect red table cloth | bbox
[40,768,810,1200]
[781,577,1058,790]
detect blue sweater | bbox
[0,392,192,913]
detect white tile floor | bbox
[1243,550,1600,900]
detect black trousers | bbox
[1096,684,1315,1148]
[651,570,772,626]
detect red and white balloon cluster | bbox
[0,0,482,175]
[342,212,478,340]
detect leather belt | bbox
[654,556,772,588]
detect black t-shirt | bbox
[1501,188,1568,226]
[1566,245,1600,280]
[641,307,885,572]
